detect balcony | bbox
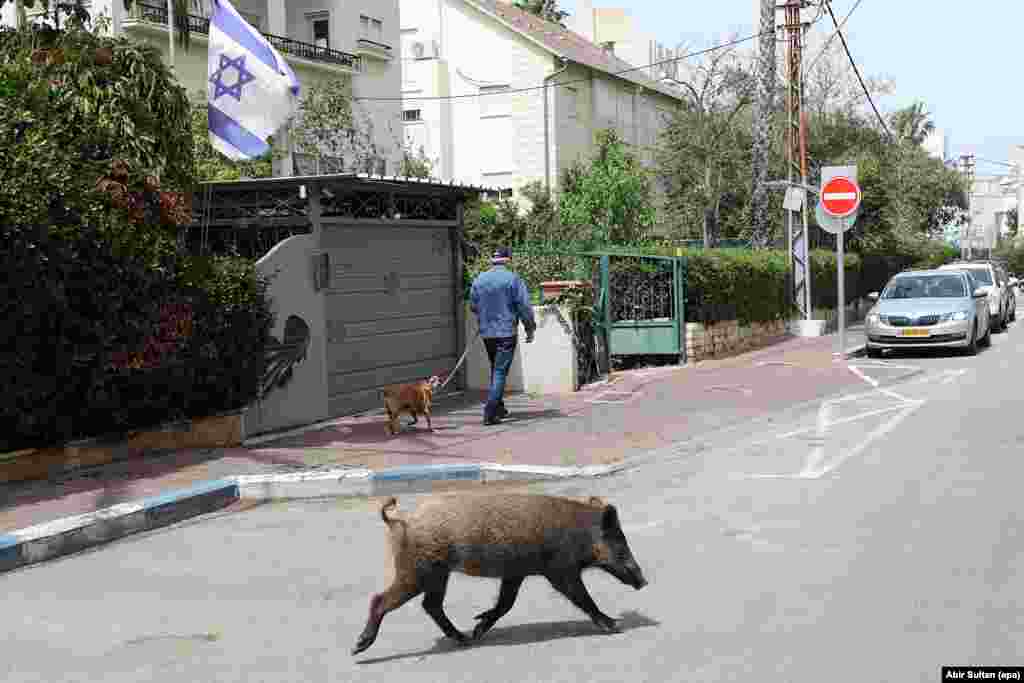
[124,2,362,72]
[356,38,393,61]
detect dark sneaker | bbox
[483,415,503,426]
[497,405,509,419]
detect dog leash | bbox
[435,330,481,392]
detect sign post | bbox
[817,166,861,356]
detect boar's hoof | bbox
[594,616,621,634]
[450,631,472,646]
[351,636,374,656]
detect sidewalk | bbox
[0,326,866,536]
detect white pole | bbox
[167,0,176,68]
[838,225,845,355]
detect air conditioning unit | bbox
[411,40,439,59]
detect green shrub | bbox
[0,241,274,452]
[682,248,791,324]
[809,249,862,309]
[0,23,275,452]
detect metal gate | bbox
[593,253,686,362]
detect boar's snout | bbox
[626,559,648,589]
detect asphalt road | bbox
[4,308,1023,683]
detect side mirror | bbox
[973,287,988,299]
[867,292,879,301]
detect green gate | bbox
[593,253,687,364]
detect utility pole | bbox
[959,153,976,259]
[783,0,811,319]
[750,0,777,248]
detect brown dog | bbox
[380,375,442,436]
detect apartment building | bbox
[2,0,404,177]
[399,0,682,201]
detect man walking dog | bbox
[470,246,536,425]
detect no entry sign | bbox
[821,176,861,218]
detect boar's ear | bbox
[601,504,620,531]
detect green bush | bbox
[0,23,274,452]
[682,248,791,324]
[809,249,863,310]
[0,241,274,452]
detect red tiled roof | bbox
[464,0,683,101]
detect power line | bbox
[975,157,1016,169]
[822,0,892,141]
[805,0,865,74]
[354,30,769,102]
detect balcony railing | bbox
[127,2,362,71]
[357,38,392,52]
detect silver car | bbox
[865,269,991,357]
[937,260,1012,331]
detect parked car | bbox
[865,269,991,358]
[937,260,1014,331]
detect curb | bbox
[0,462,626,575]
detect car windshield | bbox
[881,274,966,299]
[963,268,993,285]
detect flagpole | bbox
[167,0,175,68]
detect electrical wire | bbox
[976,157,1016,169]
[821,0,893,141]
[805,0,865,74]
[354,29,771,102]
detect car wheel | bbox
[866,345,882,359]
[980,321,992,347]
[964,324,979,356]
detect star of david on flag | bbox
[207,0,300,161]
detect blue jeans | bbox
[483,336,517,421]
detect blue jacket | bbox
[470,265,537,339]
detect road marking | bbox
[756,361,796,367]
[585,390,642,405]
[773,405,910,439]
[797,400,925,479]
[706,385,754,397]
[847,363,912,402]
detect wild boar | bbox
[351,492,648,655]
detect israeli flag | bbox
[207,0,300,160]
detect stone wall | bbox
[684,319,789,362]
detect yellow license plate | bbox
[900,328,929,337]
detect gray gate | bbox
[184,174,486,436]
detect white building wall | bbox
[400,0,553,191]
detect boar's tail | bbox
[380,496,402,526]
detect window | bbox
[360,14,383,42]
[479,85,511,119]
[309,13,329,49]
[566,87,578,118]
[403,109,422,122]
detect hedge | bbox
[0,229,274,452]
[462,237,957,328]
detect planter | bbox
[540,280,591,302]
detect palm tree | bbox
[890,101,936,147]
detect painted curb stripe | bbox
[0,463,624,573]
[370,464,482,482]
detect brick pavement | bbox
[0,329,865,533]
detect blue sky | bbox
[559,0,1021,177]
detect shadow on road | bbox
[355,610,660,665]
